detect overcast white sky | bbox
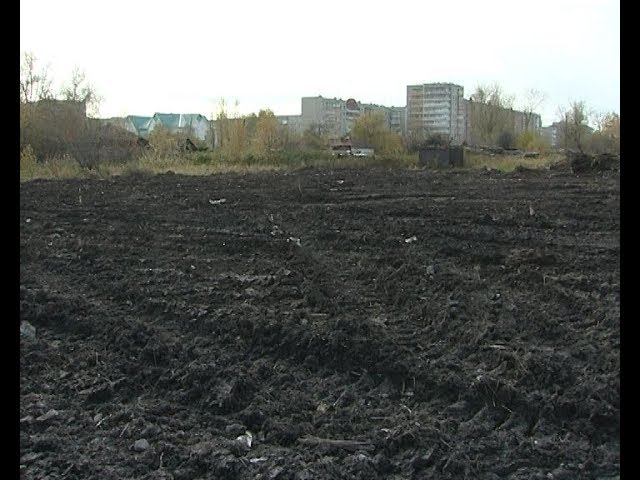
[20,0,619,126]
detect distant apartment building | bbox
[514,110,542,136]
[277,96,406,138]
[541,122,562,147]
[406,83,466,144]
[300,96,346,136]
[540,121,593,149]
[276,115,304,133]
[462,99,542,146]
[407,82,543,147]
[389,107,407,136]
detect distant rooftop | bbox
[152,113,208,128]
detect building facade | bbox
[275,115,304,133]
[541,122,561,147]
[277,96,406,139]
[407,83,466,144]
[300,96,345,136]
[388,107,407,136]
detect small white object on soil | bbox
[236,431,253,449]
[287,237,302,247]
[20,321,36,339]
[133,439,150,452]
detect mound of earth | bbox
[566,151,620,174]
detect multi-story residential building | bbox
[275,115,304,133]
[541,122,562,147]
[540,120,593,149]
[299,96,346,136]
[389,107,407,136]
[407,83,466,144]
[277,96,406,138]
[513,110,542,136]
[240,84,546,148]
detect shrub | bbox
[191,151,214,165]
[516,131,551,153]
[20,145,38,179]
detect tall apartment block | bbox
[406,83,466,144]
[277,86,541,146]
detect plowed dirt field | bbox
[20,167,620,479]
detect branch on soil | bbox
[297,435,374,451]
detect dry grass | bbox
[20,150,420,181]
[20,145,38,180]
[463,152,564,172]
[20,146,87,181]
[21,148,570,181]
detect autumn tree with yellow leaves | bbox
[350,111,404,155]
[252,109,281,156]
[589,111,620,154]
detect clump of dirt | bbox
[566,151,620,173]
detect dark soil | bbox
[20,167,620,479]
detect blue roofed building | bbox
[122,115,152,138]
[147,113,210,141]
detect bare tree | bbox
[60,67,103,117]
[214,99,229,149]
[588,110,620,154]
[213,99,251,159]
[20,52,54,103]
[557,100,592,152]
[521,88,546,131]
[592,110,618,133]
[469,82,516,146]
[471,82,515,108]
[208,112,216,150]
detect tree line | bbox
[20,51,620,165]
[20,52,102,116]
